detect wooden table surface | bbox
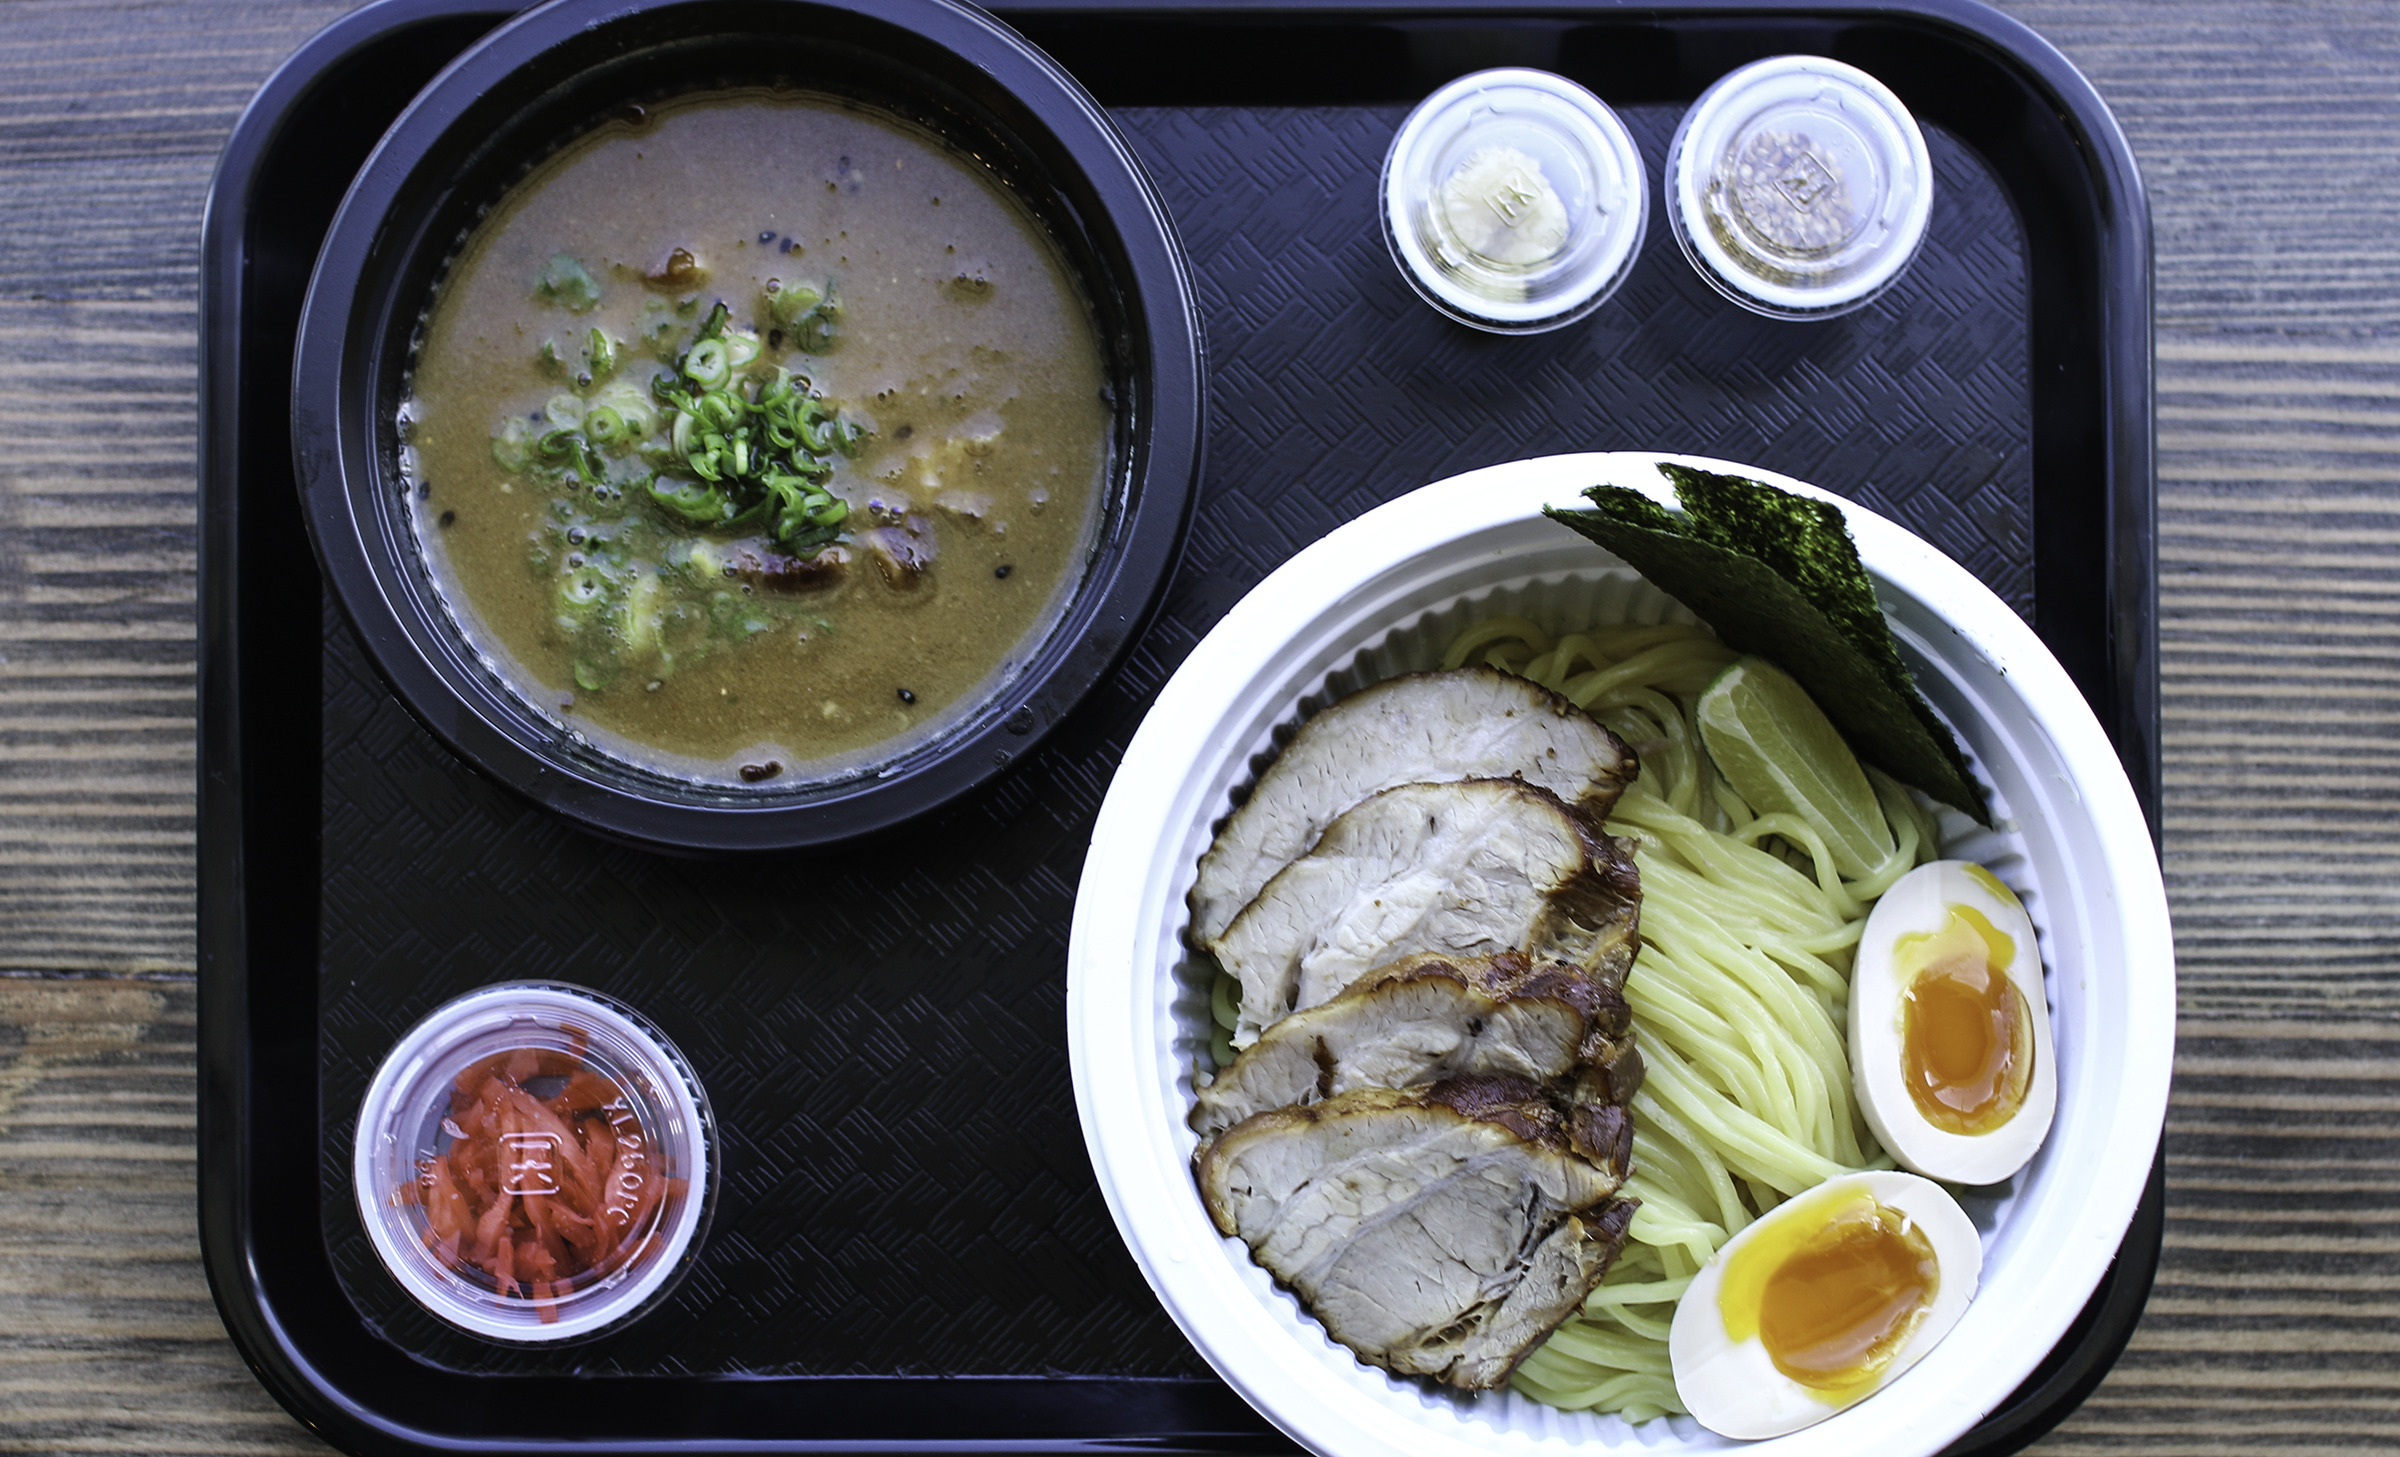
[3,0,2395,1451]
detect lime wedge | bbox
[1697,655,1895,880]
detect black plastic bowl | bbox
[291,0,1202,853]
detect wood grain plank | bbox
[0,295,200,974]
[0,981,335,1455]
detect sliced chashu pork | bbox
[1188,668,1638,946]
[1212,778,1641,1046]
[1196,1076,1638,1391]
[1364,952,1647,1115]
[1190,951,1645,1140]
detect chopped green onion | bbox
[590,383,658,441]
[558,571,608,610]
[765,280,822,328]
[685,338,731,389]
[650,475,733,525]
[492,418,532,473]
[638,298,681,357]
[534,253,602,312]
[795,314,838,353]
[512,292,874,554]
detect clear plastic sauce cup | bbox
[1381,68,1648,334]
[352,981,716,1343]
[1667,55,1932,319]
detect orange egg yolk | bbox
[1719,1186,1941,1402]
[1896,904,2034,1135]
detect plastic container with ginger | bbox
[354,982,715,1342]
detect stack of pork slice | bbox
[1185,665,1651,1392]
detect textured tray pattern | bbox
[317,101,2031,1375]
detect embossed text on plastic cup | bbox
[352,981,716,1343]
[1381,68,1648,334]
[1667,56,1932,319]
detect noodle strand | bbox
[1437,614,1932,1420]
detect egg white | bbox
[1850,860,2058,1185]
[1669,1170,1982,1440]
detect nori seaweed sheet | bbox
[1546,464,1989,823]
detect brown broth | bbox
[404,90,1110,785]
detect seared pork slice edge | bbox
[1191,952,1642,1139]
[1423,1196,1640,1391]
[1194,1078,1638,1392]
[1188,667,1639,947]
[1210,779,1643,1046]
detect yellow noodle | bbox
[1730,814,1868,920]
[1513,1354,1681,1421]
[1595,1300,1677,1344]
[1621,1136,1729,1255]
[1626,1090,1746,1236]
[1641,1043,1855,1194]
[1627,963,1781,1115]
[1645,957,1823,1145]
[1422,614,1934,1421]
[1642,913,1861,1159]
[1559,641,1737,708]
[1547,633,1611,682]
[1209,968,1240,1030]
[1441,614,1549,669]
[1539,1321,1679,1373]
[1583,1276,1692,1310]
[1792,916,1868,958]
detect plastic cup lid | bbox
[1380,68,1648,333]
[351,981,716,1343]
[1667,55,1933,318]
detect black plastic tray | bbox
[197,2,2164,1452]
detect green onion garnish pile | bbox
[647,302,863,554]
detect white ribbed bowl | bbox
[1067,452,2173,1457]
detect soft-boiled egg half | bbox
[1670,1171,1982,1439]
[1851,860,2057,1185]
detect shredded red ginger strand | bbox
[399,1046,681,1321]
